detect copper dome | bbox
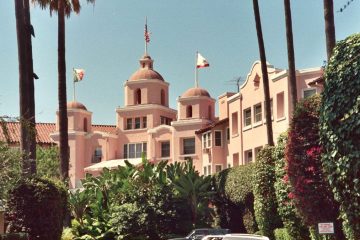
[67,101,87,111]
[182,87,211,98]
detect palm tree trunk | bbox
[58,0,69,182]
[284,0,297,112]
[252,0,274,146]
[323,0,336,60]
[23,0,37,174]
[15,0,32,176]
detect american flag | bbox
[144,23,150,43]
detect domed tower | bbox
[64,101,92,132]
[124,54,169,107]
[178,87,216,121]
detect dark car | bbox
[169,228,230,240]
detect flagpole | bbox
[73,68,76,102]
[195,51,199,88]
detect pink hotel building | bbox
[49,53,323,188]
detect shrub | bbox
[213,164,257,233]
[286,95,343,239]
[254,146,282,239]
[274,228,291,240]
[273,134,310,240]
[6,177,67,240]
[320,33,360,240]
[0,233,29,240]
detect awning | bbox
[84,158,143,172]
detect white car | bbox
[201,234,269,240]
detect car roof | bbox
[223,234,269,240]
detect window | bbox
[215,165,222,173]
[124,142,147,159]
[208,106,212,119]
[186,105,193,118]
[92,147,102,163]
[83,118,88,132]
[226,128,230,141]
[123,144,128,159]
[215,131,222,146]
[254,104,262,123]
[203,132,211,149]
[161,116,172,125]
[143,116,147,128]
[161,141,170,157]
[203,166,207,176]
[161,89,165,105]
[245,150,253,164]
[244,108,252,127]
[126,118,132,130]
[135,117,141,129]
[232,112,238,135]
[303,88,316,98]
[233,153,239,167]
[206,132,211,148]
[135,89,141,104]
[277,92,285,119]
[183,138,195,155]
[207,165,212,175]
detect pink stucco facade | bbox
[50,54,323,189]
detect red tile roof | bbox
[195,118,229,134]
[0,122,117,144]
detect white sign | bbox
[318,222,334,234]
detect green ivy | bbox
[320,33,360,240]
[273,134,310,240]
[254,146,282,240]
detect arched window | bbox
[161,89,165,105]
[186,105,193,118]
[83,118,88,132]
[208,106,212,120]
[135,89,141,104]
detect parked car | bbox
[168,228,230,240]
[222,234,269,240]
[201,235,225,240]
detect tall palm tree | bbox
[14,0,37,176]
[32,0,95,183]
[252,0,274,146]
[323,0,336,60]
[284,0,297,112]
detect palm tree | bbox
[32,0,95,183]
[284,0,297,112]
[14,0,37,176]
[252,0,274,146]
[323,0,336,60]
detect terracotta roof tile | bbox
[0,122,117,144]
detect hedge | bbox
[254,146,282,240]
[6,177,67,240]
[213,164,257,233]
[320,33,360,240]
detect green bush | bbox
[6,177,67,240]
[320,33,360,240]
[213,164,257,233]
[254,146,282,240]
[274,228,291,240]
[0,233,29,240]
[273,134,310,240]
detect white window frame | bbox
[244,149,253,164]
[254,103,262,124]
[244,107,252,128]
[124,142,147,159]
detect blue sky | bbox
[0,0,359,125]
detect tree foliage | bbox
[320,33,360,240]
[254,146,282,239]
